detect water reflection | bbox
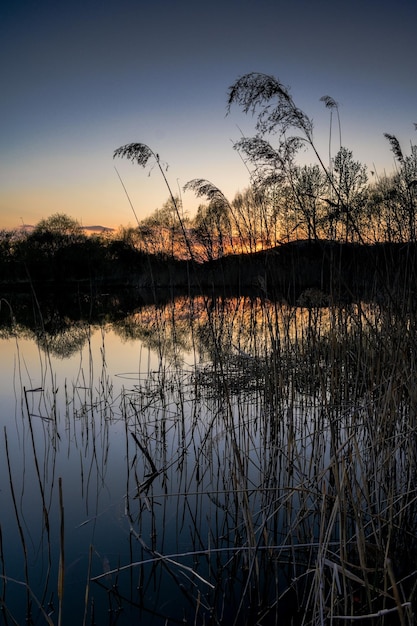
[1,292,417,624]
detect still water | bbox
[1,293,415,624]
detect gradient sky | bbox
[1,0,416,231]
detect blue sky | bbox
[1,0,416,230]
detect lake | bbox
[1,292,416,625]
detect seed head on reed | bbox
[227,72,313,137]
[384,133,404,164]
[320,95,338,110]
[184,179,231,207]
[113,142,156,167]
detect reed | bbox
[4,426,31,621]
[57,477,64,626]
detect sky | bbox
[1,0,416,231]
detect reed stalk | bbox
[57,476,64,626]
[3,427,31,620]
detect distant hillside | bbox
[16,224,35,234]
[13,224,114,235]
[82,225,115,234]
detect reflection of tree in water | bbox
[195,297,278,362]
[0,313,90,359]
[111,295,268,365]
[0,298,16,335]
[112,297,203,361]
[34,320,90,359]
[2,293,391,399]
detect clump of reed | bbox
[91,293,417,624]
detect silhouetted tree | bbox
[184,178,245,253]
[33,213,84,243]
[232,187,269,252]
[0,230,18,282]
[384,135,417,242]
[18,214,87,281]
[291,165,328,241]
[138,196,189,258]
[193,200,232,261]
[331,147,368,242]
